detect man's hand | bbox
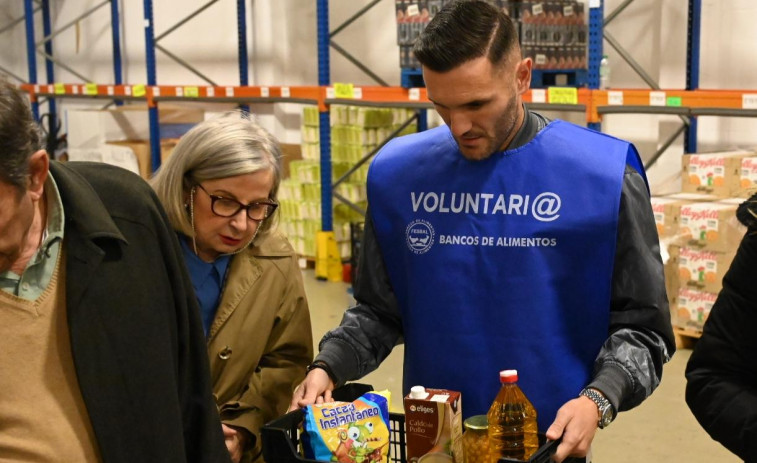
[288,368,335,411]
[545,396,600,462]
[222,424,250,463]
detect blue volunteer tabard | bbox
[368,121,646,431]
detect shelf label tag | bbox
[589,0,600,7]
[107,86,114,96]
[281,87,291,98]
[85,83,98,95]
[334,82,355,99]
[531,89,547,103]
[54,83,65,95]
[548,87,578,104]
[666,96,682,107]
[152,87,160,97]
[260,87,270,97]
[409,88,421,101]
[326,87,336,99]
[183,86,199,98]
[649,91,666,106]
[353,87,363,99]
[132,84,146,97]
[406,4,420,16]
[532,3,544,15]
[72,85,80,95]
[175,87,183,97]
[34,85,39,93]
[607,91,624,105]
[226,87,235,97]
[207,87,215,98]
[742,94,757,109]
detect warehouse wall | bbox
[0,0,756,191]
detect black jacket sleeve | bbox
[686,196,757,461]
[587,165,675,413]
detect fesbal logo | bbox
[406,219,435,254]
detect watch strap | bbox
[306,360,337,384]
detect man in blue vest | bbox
[291,2,674,461]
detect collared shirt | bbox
[179,236,231,336]
[0,174,65,300]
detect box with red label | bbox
[677,247,735,294]
[737,156,757,198]
[682,150,755,198]
[677,201,743,253]
[675,288,717,331]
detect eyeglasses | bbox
[195,183,278,222]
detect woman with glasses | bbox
[151,112,313,463]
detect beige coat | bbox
[207,230,313,462]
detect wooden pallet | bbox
[674,326,702,349]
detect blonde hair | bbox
[151,111,282,239]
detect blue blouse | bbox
[179,236,231,336]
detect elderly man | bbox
[0,78,230,462]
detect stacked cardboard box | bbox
[279,105,417,258]
[657,150,755,333]
[67,104,203,179]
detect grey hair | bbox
[0,77,42,192]
[150,111,283,239]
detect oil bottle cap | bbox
[409,385,427,399]
[500,369,518,383]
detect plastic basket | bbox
[262,383,566,463]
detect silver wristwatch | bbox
[579,388,615,429]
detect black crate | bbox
[262,383,566,463]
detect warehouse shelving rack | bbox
[12,0,757,231]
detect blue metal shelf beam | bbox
[317,0,333,232]
[237,0,249,113]
[685,0,702,153]
[587,0,604,132]
[23,0,39,119]
[143,0,161,173]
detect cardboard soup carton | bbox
[404,386,463,463]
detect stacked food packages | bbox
[279,106,417,259]
[653,150,756,333]
[395,0,588,73]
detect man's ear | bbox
[516,57,533,95]
[27,150,49,200]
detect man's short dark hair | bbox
[0,78,41,191]
[413,0,520,73]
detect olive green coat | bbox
[207,230,313,462]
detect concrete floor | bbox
[302,269,739,463]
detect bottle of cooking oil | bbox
[487,370,539,462]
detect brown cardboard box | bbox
[664,245,680,323]
[651,197,685,239]
[677,247,735,294]
[677,201,743,253]
[675,288,717,332]
[736,156,757,198]
[651,193,719,241]
[681,150,755,198]
[106,139,177,179]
